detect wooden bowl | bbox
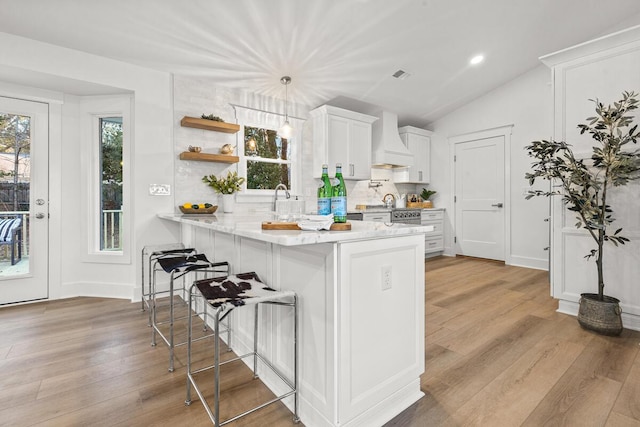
[179,205,218,214]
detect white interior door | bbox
[0,97,48,304]
[454,135,505,261]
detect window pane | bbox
[0,113,30,268]
[244,126,290,160]
[99,117,122,251]
[247,161,290,190]
[244,125,291,190]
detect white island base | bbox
[159,214,427,427]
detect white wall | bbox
[0,32,175,301]
[172,75,315,213]
[429,65,552,269]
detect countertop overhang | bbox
[158,212,433,246]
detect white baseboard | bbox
[58,281,134,300]
[557,299,640,332]
[343,380,423,427]
[508,255,549,271]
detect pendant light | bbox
[278,76,293,139]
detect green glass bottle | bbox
[317,164,332,215]
[331,163,347,223]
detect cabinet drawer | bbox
[362,212,391,222]
[421,210,444,221]
[421,220,443,234]
[425,235,444,253]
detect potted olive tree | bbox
[525,91,640,336]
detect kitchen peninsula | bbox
[158,212,431,427]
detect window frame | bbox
[234,108,303,204]
[80,95,132,264]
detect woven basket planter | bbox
[577,293,623,336]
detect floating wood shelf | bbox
[180,116,240,133]
[179,152,239,163]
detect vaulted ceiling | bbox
[1,0,640,126]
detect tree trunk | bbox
[597,229,605,301]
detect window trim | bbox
[80,95,132,264]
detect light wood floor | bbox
[1,256,639,426]
[387,256,640,427]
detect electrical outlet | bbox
[381,265,392,290]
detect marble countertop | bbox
[158,212,433,247]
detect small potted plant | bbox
[202,170,246,213]
[420,187,437,208]
[525,91,640,335]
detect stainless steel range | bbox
[391,208,422,224]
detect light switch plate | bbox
[149,184,171,196]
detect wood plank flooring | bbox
[1,256,639,426]
[386,256,640,427]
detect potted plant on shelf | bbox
[420,187,437,208]
[525,90,640,336]
[202,170,246,213]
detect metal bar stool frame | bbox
[141,244,197,325]
[151,254,230,372]
[185,274,299,426]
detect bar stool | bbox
[152,253,230,372]
[141,244,197,325]
[185,272,299,425]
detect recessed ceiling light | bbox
[470,55,484,65]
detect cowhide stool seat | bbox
[185,272,299,426]
[151,253,229,372]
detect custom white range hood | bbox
[371,110,414,168]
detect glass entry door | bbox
[0,97,48,304]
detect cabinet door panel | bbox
[328,115,350,170]
[396,129,430,184]
[348,121,372,179]
[407,135,429,183]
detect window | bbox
[99,117,123,251]
[80,95,131,263]
[234,105,302,201]
[244,125,291,190]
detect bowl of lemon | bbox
[179,202,218,214]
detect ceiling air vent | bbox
[392,69,411,80]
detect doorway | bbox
[0,97,49,304]
[451,125,512,262]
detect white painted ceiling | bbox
[1,0,640,126]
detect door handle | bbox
[492,203,504,208]
[349,164,355,176]
[35,213,46,219]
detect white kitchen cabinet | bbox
[393,126,431,184]
[311,105,378,180]
[422,208,444,257]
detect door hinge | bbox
[454,236,457,243]
[454,195,457,202]
[454,155,456,162]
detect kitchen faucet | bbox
[273,183,290,211]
